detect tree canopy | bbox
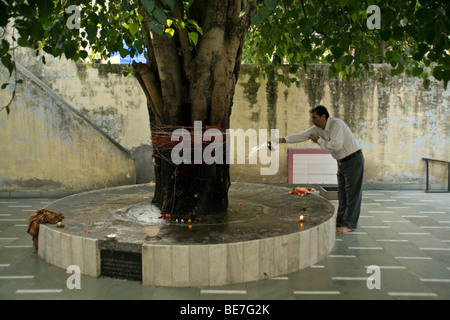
[243,0,449,89]
[1,0,449,113]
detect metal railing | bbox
[422,157,450,193]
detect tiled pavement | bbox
[0,189,449,301]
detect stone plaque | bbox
[101,250,142,281]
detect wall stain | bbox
[266,67,278,130]
[239,68,261,110]
[304,65,325,110]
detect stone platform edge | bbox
[38,212,336,287]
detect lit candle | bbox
[299,214,305,222]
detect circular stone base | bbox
[38,183,336,287]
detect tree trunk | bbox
[132,0,256,220]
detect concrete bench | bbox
[422,157,450,193]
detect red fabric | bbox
[288,187,316,197]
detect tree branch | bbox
[133,62,163,122]
[137,0,186,124]
[172,0,194,77]
[137,1,158,73]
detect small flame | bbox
[299,215,304,221]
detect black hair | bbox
[310,105,329,119]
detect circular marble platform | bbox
[38,183,336,287]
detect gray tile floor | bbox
[1,190,449,301]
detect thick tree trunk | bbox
[133,0,255,220]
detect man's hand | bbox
[278,137,286,143]
[310,134,320,143]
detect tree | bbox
[242,0,449,89]
[1,0,449,220]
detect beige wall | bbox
[233,65,449,187]
[13,49,153,184]
[17,54,150,151]
[0,62,135,193]
[1,49,448,193]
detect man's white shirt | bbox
[284,117,360,160]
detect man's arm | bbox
[279,126,317,144]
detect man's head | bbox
[310,105,329,129]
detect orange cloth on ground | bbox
[288,187,316,197]
[27,209,64,252]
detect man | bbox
[279,105,364,233]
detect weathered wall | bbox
[1,48,448,192]
[232,65,449,187]
[0,62,136,194]
[14,49,153,183]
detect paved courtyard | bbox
[1,188,449,301]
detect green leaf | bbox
[342,55,353,66]
[417,43,429,55]
[147,21,164,35]
[392,26,404,41]
[153,8,167,25]
[277,73,285,82]
[165,28,175,38]
[86,23,98,39]
[188,32,199,46]
[64,41,78,60]
[264,0,277,10]
[443,70,450,83]
[416,8,435,24]
[1,54,14,76]
[252,10,266,26]
[79,50,88,60]
[140,0,155,13]
[119,48,129,58]
[380,30,391,42]
[412,66,423,77]
[331,46,344,59]
[390,65,404,76]
[412,52,423,61]
[161,0,174,9]
[0,2,8,27]
[0,39,10,56]
[423,78,430,89]
[36,0,54,20]
[128,22,140,35]
[29,20,44,41]
[432,66,443,80]
[427,51,439,62]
